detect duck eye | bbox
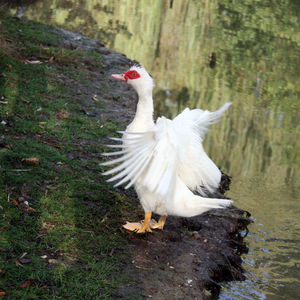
[132,72,136,77]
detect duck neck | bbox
[133,89,154,128]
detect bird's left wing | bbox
[101,118,179,199]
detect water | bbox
[19,1,300,298]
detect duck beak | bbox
[111,74,126,81]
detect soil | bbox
[55,27,252,299]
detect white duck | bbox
[102,65,232,233]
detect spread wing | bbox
[101,117,179,199]
[101,102,231,198]
[173,102,232,195]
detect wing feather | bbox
[124,149,155,189]
[109,145,153,185]
[101,118,179,199]
[101,144,145,167]
[102,149,132,156]
[173,102,232,195]
[102,144,151,175]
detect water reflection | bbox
[19,0,300,298]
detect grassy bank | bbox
[0,11,132,299]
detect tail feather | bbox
[186,196,232,217]
[170,191,232,218]
[196,197,232,209]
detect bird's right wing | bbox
[101,117,180,200]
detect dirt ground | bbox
[56,27,252,300]
[119,186,251,299]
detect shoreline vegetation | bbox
[0,11,251,299]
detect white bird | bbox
[102,65,233,233]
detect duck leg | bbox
[150,215,167,230]
[122,212,152,233]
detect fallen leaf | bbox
[14,259,24,267]
[55,111,69,120]
[28,206,37,212]
[20,96,30,103]
[191,232,201,240]
[92,94,100,102]
[10,197,19,206]
[41,140,61,149]
[22,204,37,213]
[0,291,6,296]
[39,122,46,129]
[48,56,54,62]
[22,157,39,166]
[0,269,4,273]
[0,141,11,149]
[0,101,8,104]
[19,252,28,259]
[40,255,47,259]
[20,280,35,288]
[25,60,42,64]
[48,259,58,264]
[19,258,31,264]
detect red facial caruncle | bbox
[111,70,141,82]
[124,70,141,81]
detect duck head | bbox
[112,65,154,96]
